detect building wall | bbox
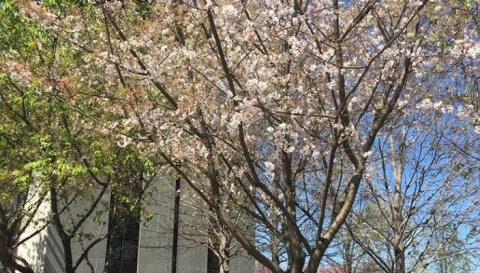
[16,187,50,273]
[16,177,254,273]
[138,177,254,273]
[48,191,110,273]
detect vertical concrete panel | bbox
[231,253,255,273]
[138,176,253,273]
[138,176,175,273]
[67,190,110,273]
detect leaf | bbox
[464,0,472,10]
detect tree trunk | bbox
[344,241,353,273]
[216,228,231,273]
[62,238,74,273]
[0,247,35,273]
[219,255,230,273]
[390,133,406,273]
[394,247,406,273]
[50,187,74,273]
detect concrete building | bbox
[15,177,254,273]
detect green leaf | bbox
[71,166,88,176]
[465,0,472,10]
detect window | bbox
[207,248,220,273]
[105,197,140,273]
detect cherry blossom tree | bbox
[4,1,480,273]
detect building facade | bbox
[15,177,254,273]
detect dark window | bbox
[105,197,140,273]
[110,238,122,260]
[207,248,220,273]
[122,240,138,261]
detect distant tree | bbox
[342,112,480,273]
